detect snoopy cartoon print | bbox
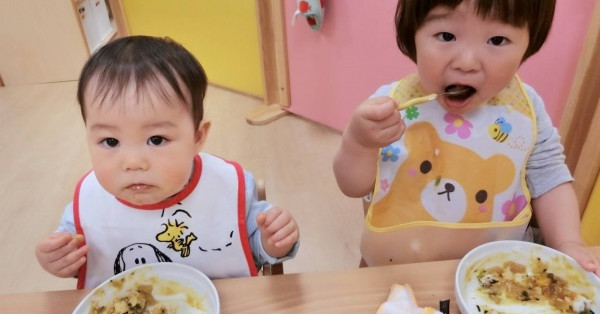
[372,122,515,227]
[156,206,197,258]
[113,243,172,274]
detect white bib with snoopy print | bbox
[74,153,257,289]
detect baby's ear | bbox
[405,122,438,151]
[486,154,515,190]
[194,120,211,151]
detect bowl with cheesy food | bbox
[455,240,599,314]
[72,263,219,314]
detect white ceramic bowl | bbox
[72,263,219,314]
[455,240,600,314]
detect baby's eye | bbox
[420,160,432,174]
[475,190,488,204]
[488,36,509,46]
[436,32,455,42]
[148,136,167,146]
[101,138,119,148]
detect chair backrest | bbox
[360,197,370,268]
[362,197,370,216]
[255,178,284,275]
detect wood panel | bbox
[582,172,600,245]
[246,0,290,125]
[559,1,600,215]
[255,0,290,107]
[109,0,130,37]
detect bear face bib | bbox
[361,74,536,265]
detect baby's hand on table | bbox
[557,241,600,276]
[35,232,89,278]
[256,207,299,258]
[346,96,405,149]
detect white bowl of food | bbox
[455,240,599,314]
[72,263,219,314]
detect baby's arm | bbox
[333,96,405,197]
[524,85,598,275]
[256,207,299,258]
[35,232,89,278]
[532,183,600,276]
[244,171,298,264]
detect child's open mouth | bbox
[444,85,476,101]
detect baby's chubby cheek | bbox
[408,169,417,177]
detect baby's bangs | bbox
[423,0,531,26]
[470,0,530,27]
[92,60,187,105]
[133,69,191,110]
[78,36,192,118]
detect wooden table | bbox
[1,246,598,313]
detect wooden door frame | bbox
[71,0,130,55]
[559,1,600,216]
[246,0,291,125]
[108,0,130,38]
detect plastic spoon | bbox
[396,86,473,110]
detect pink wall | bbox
[284,0,595,131]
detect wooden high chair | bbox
[256,178,285,276]
[359,197,370,268]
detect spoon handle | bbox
[397,93,437,111]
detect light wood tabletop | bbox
[1,246,598,314]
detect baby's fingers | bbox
[272,227,299,248]
[361,97,397,122]
[564,246,600,277]
[37,232,76,253]
[258,207,284,231]
[37,234,85,267]
[54,235,84,259]
[268,220,299,247]
[256,212,267,229]
[53,245,89,278]
[579,256,600,276]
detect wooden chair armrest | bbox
[256,178,285,276]
[262,263,284,275]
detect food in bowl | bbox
[89,284,170,314]
[473,259,592,313]
[73,263,219,314]
[455,241,599,314]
